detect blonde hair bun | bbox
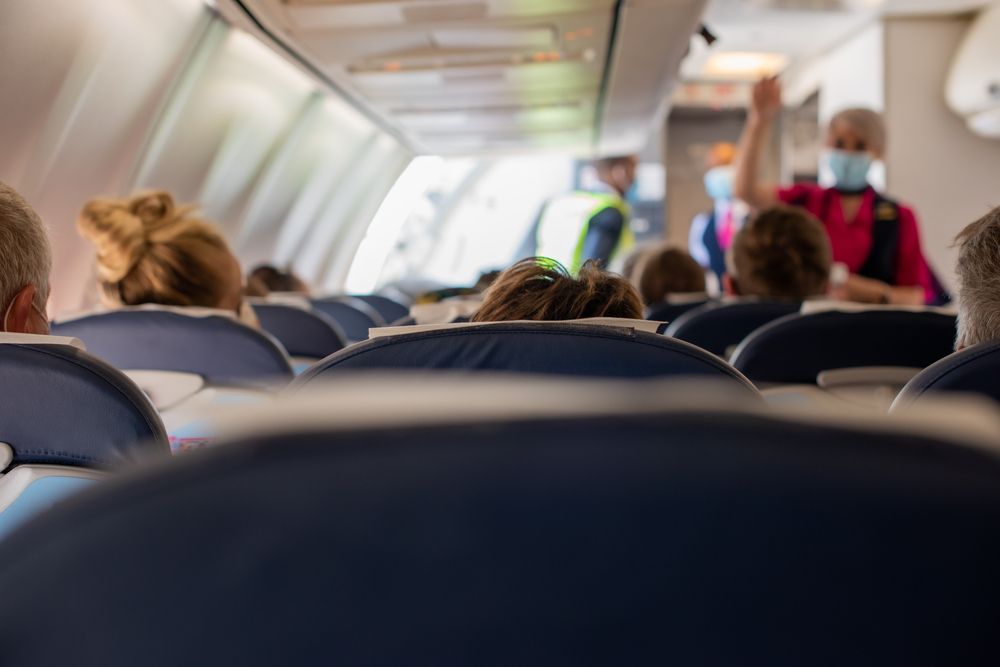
[77,190,178,283]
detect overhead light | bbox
[701,51,789,80]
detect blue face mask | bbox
[703,166,734,201]
[624,181,640,203]
[826,149,872,191]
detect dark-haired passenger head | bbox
[592,155,638,197]
[245,264,310,297]
[632,245,707,306]
[471,258,644,322]
[727,205,832,300]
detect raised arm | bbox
[733,77,782,209]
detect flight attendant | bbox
[534,155,637,274]
[689,142,749,282]
[733,77,932,305]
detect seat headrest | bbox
[0,332,85,350]
[893,339,1000,409]
[310,298,386,341]
[51,309,293,388]
[294,321,755,390]
[351,294,410,324]
[407,299,482,326]
[731,309,958,384]
[0,342,167,469]
[251,303,346,359]
[664,300,802,356]
[2,391,1000,664]
[369,317,664,339]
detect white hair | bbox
[955,206,1000,349]
[0,182,52,312]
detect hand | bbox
[888,286,925,306]
[749,76,781,124]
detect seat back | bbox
[645,299,711,324]
[731,309,957,385]
[294,322,757,390]
[251,303,346,360]
[52,309,294,388]
[0,335,168,536]
[350,294,410,324]
[664,300,800,356]
[2,382,1000,665]
[893,340,1000,408]
[310,297,386,342]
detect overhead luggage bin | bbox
[213,0,708,155]
[4,378,1000,665]
[293,320,757,390]
[0,334,167,538]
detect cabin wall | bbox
[882,14,1000,291]
[784,22,886,124]
[0,0,410,317]
[664,109,780,250]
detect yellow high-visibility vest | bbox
[535,191,635,274]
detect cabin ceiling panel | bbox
[221,0,707,154]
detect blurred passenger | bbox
[689,142,749,281]
[245,264,309,297]
[472,258,643,322]
[620,244,650,285]
[78,191,256,325]
[415,270,500,305]
[632,245,707,306]
[473,270,501,292]
[0,181,51,335]
[734,77,932,305]
[727,205,832,301]
[533,155,638,274]
[954,206,1000,349]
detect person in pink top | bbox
[733,77,933,305]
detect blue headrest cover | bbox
[894,339,1000,407]
[0,343,167,469]
[310,299,384,341]
[665,301,801,356]
[731,310,957,384]
[252,304,346,359]
[645,299,710,324]
[351,294,410,324]
[294,322,756,390]
[52,310,293,387]
[1,411,1000,663]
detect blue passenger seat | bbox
[645,299,711,324]
[294,321,757,391]
[251,302,347,365]
[892,339,1000,408]
[0,334,167,538]
[664,300,800,356]
[350,294,410,324]
[310,297,387,342]
[52,309,293,449]
[52,308,294,388]
[1,383,999,664]
[731,309,957,385]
